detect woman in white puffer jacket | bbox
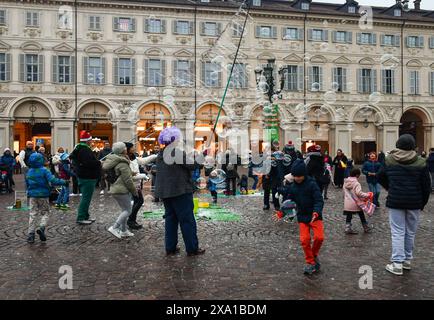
[124,142,157,230]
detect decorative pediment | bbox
[144,48,164,57]
[173,49,193,58]
[257,52,275,61]
[359,57,375,65]
[84,44,105,54]
[228,51,248,60]
[283,53,303,63]
[333,56,352,65]
[310,55,327,64]
[430,63,434,70]
[113,46,136,56]
[52,42,74,53]
[406,59,423,68]
[20,41,43,52]
[0,40,11,51]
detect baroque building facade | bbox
[0,0,434,162]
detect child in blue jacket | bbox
[207,170,218,204]
[25,153,66,244]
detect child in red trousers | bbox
[277,159,325,275]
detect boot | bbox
[27,232,35,244]
[363,224,373,233]
[345,224,358,234]
[36,226,47,241]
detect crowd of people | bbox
[5,127,433,276]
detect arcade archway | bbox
[195,103,226,153]
[400,109,427,153]
[78,102,113,151]
[301,106,332,154]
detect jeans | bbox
[368,183,380,206]
[112,194,132,232]
[251,175,259,190]
[389,208,420,263]
[128,190,144,223]
[163,193,199,254]
[56,185,70,205]
[77,178,96,221]
[28,198,50,234]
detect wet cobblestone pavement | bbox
[0,175,433,300]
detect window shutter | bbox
[271,26,277,39]
[281,27,286,39]
[113,58,119,85]
[381,70,386,93]
[217,23,222,36]
[173,60,178,85]
[297,66,304,90]
[418,36,424,48]
[217,66,222,87]
[332,67,338,84]
[372,69,377,93]
[380,34,385,46]
[323,30,328,42]
[319,67,324,91]
[5,53,11,81]
[372,34,377,45]
[189,21,194,35]
[298,28,304,40]
[71,56,76,83]
[332,31,337,43]
[430,72,434,95]
[409,71,414,94]
[255,26,260,38]
[131,58,136,85]
[391,70,396,94]
[52,55,58,83]
[429,37,434,49]
[394,35,401,47]
[200,22,205,35]
[406,36,410,47]
[346,32,352,43]
[342,68,348,92]
[161,60,166,86]
[173,20,177,34]
[101,57,106,84]
[83,57,88,84]
[201,61,206,84]
[144,59,149,86]
[19,54,25,82]
[131,18,136,32]
[308,29,313,41]
[244,65,249,88]
[113,17,119,31]
[26,12,31,26]
[38,54,44,82]
[161,20,166,33]
[189,60,195,86]
[308,66,313,90]
[144,18,149,32]
[356,33,361,44]
[357,69,362,93]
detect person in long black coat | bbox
[332,149,348,188]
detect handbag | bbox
[340,160,347,169]
[349,190,376,217]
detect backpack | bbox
[105,166,119,184]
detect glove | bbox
[311,212,319,223]
[367,192,374,200]
[272,210,284,222]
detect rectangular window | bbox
[260,26,271,38]
[361,33,371,44]
[284,66,299,91]
[336,31,346,43]
[348,6,356,13]
[229,63,247,88]
[149,59,163,86]
[409,70,420,95]
[312,29,323,41]
[89,16,101,31]
[26,11,39,27]
[382,70,394,94]
[149,19,162,33]
[175,60,191,86]
[309,66,323,91]
[176,20,190,35]
[394,9,402,17]
[333,67,348,92]
[253,0,261,6]
[204,22,217,36]
[88,57,103,84]
[232,22,243,37]
[407,36,417,48]
[301,2,310,10]
[430,72,434,96]
[203,62,220,87]
[357,69,378,94]
[117,17,133,32]
[58,56,71,83]
[0,53,6,81]
[0,10,6,25]
[284,28,298,40]
[25,54,39,82]
[383,35,394,46]
[118,58,132,85]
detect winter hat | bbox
[291,159,307,177]
[396,134,416,151]
[158,126,181,146]
[307,144,321,153]
[287,140,294,147]
[124,142,134,151]
[4,148,11,153]
[80,130,92,142]
[112,142,127,155]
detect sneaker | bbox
[166,247,181,256]
[77,220,93,225]
[263,206,270,210]
[27,232,35,244]
[108,226,122,239]
[345,225,358,235]
[187,248,206,256]
[54,204,61,209]
[100,190,105,195]
[120,230,134,237]
[127,221,143,230]
[69,193,78,197]
[314,257,321,272]
[60,204,70,211]
[88,217,96,223]
[403,260,412,270]
[36,227,47,242]
[363,224,373,233]
[385,262,403,275]
[303,264,316,275]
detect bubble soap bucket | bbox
[193,198,199,214]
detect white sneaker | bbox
[100,190,105,195]
[108,226,122,239]
[121,230,134,237]
[70,193,78,197]
[403,260,412,270]
[386,262,403,275]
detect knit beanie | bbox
[396,134,416,151]
[124,142,134,151]
[291,159,307,177]
[112,142,126,155]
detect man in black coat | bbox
[378,134,431,276]
[221,149,240,196]
[305,144,325,193]
[427,148,434,192]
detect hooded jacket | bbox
[305,152,325,185]
[102,154,137,196]
[70,143,101,179]
[129,154,156,187]
[343,177,371,212]
[0,150,16,173]
[378,149,431,210]
[25,153,66,198]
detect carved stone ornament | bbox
[24,27,41,38]
[176,36,191,45]
[147,34,162,44]
[234,103,244,116]
[117,33,133,42]
[87,31,103,41]
[24,84,42,93]
[177,101,191,114]
[56,29,73,39]
[55,100,73,113]
[0,26,8,35]
[0,98,12,114]
[384,106,398,122]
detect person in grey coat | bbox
[154,127,205,256]
[103,142,138,239]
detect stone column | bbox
[328,122,336,156]
[281,121,302,149]
[0,120,10,153]
[381,122,400,153]
[116,120,134,143]
[423,124,433,152]
[53,119,75,153]
[334,122,352,158]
